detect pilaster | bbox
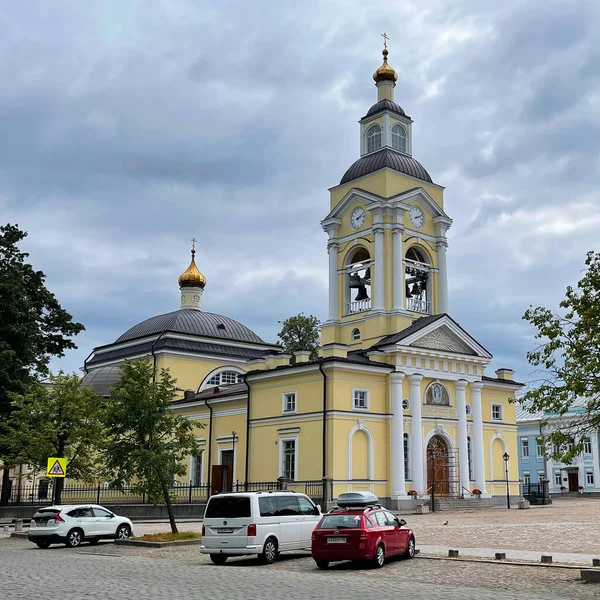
[455,379,470,494]
[409,374,424,493]
[391,372,406,497]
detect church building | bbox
[84,46,522,508]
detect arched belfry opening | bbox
[405,246,432,314]
[345,247,372,315]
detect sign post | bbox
[46,457,67,505]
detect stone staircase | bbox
[431,497,497,511]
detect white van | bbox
[201,491,322,565]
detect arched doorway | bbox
[427,435,450,497]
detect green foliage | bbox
[0,373,106,481]
[277,313,320,360]
[521,250,600,462]
[0,224,84,456]
[105,357,201,532]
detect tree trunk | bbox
[0,467,11,506]
[162,484,178,534]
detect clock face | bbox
[350,207,366,229]
[409,206,425,228]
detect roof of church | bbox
[340,148,432,185]
[364,99,407,119]
[82,365,122,396]
[114,309,266,345]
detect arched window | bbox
[404,433,410,480]
[405,246,431,314]
[345,247,371,315]
[425,382,450,406]
[391,124,406,153]
[366,124,382,153]
[203,370,244,389]
[351,328,361,341]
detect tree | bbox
[104,357,201,533]
[277,313,320,360]
[0,224,84,504]
[1,373,106,503]
[521,250,600,463]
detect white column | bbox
[437,240,448,314]
[392,225,405,312]
[373,225,385,312]
[455,379,470,494]
[591,434,600,491]
[470,381,487,494]
[409,374,424,493]
[327,240,339,322]
[391,372,406,497]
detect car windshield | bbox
[319,514,363,529]
[205,496,251,519]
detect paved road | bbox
[1,538,596,600]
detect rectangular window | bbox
[282,392,296,413]
[467,437,473,480]
[521,438,529,459]
[282,439,296,480]
[536,439,544,457]
[205,496,251,518]
[584,437,592,455]
[353,389,369,411]
[403,434,410,480]
[554,472,562,486]
[491,404,503,421]
[537,470,545,482]
[586,472,594,486]
[523,471,530,487]
[191,450,203,486]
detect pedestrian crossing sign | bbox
[46,457,67,478]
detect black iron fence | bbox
[523,483,545,504]
[0,479,324,506]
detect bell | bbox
[405,282,412,298]
[348,274,362,288]
[355,285,369,301]
[363,267,371,281]
[411,282,421,297]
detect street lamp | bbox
[503,451,510,509]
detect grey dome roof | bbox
[115,309,265,344]
[83,365,121,396]
[364,99,407,118]
[340,148,432,185]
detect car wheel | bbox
[116,524,131,540]
[88,538,100,546]
[316,560,329,570]
[372,544,385,568]
[210,554,228,565]
[404,536,415,559]
[35,541,51,549]
[66,528,83,548]
[260,537,278,564]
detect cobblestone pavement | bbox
[118,496,600,556]
[1,536,597,600]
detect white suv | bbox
[201,491,321,564]
[28,505,133,548]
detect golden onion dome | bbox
[178,248,206,289]
[373,48,398,83]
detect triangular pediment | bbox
[410,325,476,355]
[372,314,493,360]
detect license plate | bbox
[217,528,234,534]
[327,537,346,544]
[35,522,46,527]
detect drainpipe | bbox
[151,331,168,383]
[244,377,251,489]
[206,397,214,495]
[319,362,328,478]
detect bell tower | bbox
[321,40,452,350]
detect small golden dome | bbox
[178,248,206,289]
[373,49,398,83]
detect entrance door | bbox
[568,472,579,492]
[427,436,450,497]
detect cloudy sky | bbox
[2,0,599,382]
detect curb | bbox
[10,532,28,539]
[115,538,202,548]
[416,554,599,570]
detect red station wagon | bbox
[311,492,415,569]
